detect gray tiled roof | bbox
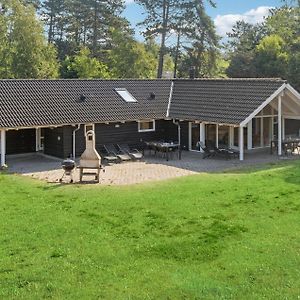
[169,78,286,125]
[0,79,172,128]
[0,78,287,128]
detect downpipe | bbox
[72,124,81,159]
[172,119,181,146]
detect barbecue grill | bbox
[59,158,76,183]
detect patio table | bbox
[145,141,181,161]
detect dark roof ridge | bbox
[0,78,172,82]
[172,78,286,82]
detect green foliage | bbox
[108,30,157,79]
[0,0,59,79]
[0,9,12,78]
[0,160,300,298]
[63,47,110,79]
[255,35,288,77]
[226,4,300,89]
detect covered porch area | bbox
[187,84,300,161]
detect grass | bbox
[0,160,300,299]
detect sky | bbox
[123,0,283,40]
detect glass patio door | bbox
[190,123,200,151]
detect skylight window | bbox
[115,88,137,103]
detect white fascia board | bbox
[166,81,174,118]
[286,84,300,102]
[285,84,300,105]
[240,83,286,127]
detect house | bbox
[1,78,300,167]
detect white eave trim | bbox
[166,81,174,118]
[285,84,300,104]
[240,83,287,127]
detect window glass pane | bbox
[139,121,154,131]
[234,127,247,148]
[263,104,272,115]
[252,118,262,148]
[206,124,216,148]
[263,117,272,146]
[218,125,229,147]
[191,123,200,150]
[115,88,137,102]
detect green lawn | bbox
[0,161,300,299]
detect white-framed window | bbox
[84,124,95,136]
[115,88,137,103]
[138,120,155,133]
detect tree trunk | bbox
[157,0,169,78]
[48,13,54,43]
[92,1,98,55]
[173,30,181,78]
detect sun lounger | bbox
[104,144,131,161]
[117,144,143,160]
[101,146,120,163]
[214,146,239,159]
[197,141,216,159]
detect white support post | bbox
[199,123,205,152]
[178,123,181,146]
[229,126,234,148]
[239,126,244,161]
[260,117,264,147]
[216,124,219,148]
[278,95,282,156]
[35,128,40,152]
[247,120,253,150]
[1,129,6,167]
[188,122,192,150]
[282,117,285,140]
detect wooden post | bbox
[35,128,40,152]
[239,126,244,161]
[177,122,181,146]
[216,124,219,148]
[200,123,205,152]
[1,129,6,166]
[247,120,252,150]
[282,117,285,140]
[229,126,234,148]
[278,95,282,155]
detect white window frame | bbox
[138,120,156,133]
[115,88,138,103]
[84,123,95,136]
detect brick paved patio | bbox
[6,150,299,185]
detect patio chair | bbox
[197,141,216,159]
[104,144,131,162]
[117,144,143,160]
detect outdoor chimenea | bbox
[78,130,102,182]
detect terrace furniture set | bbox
[270,138,300,155]
[144,141,182,161]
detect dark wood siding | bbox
[285,119,300,137]
[72,120,178,157]
[180,121,189,150]
[6,129,36,155]
[44,127,65,158]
